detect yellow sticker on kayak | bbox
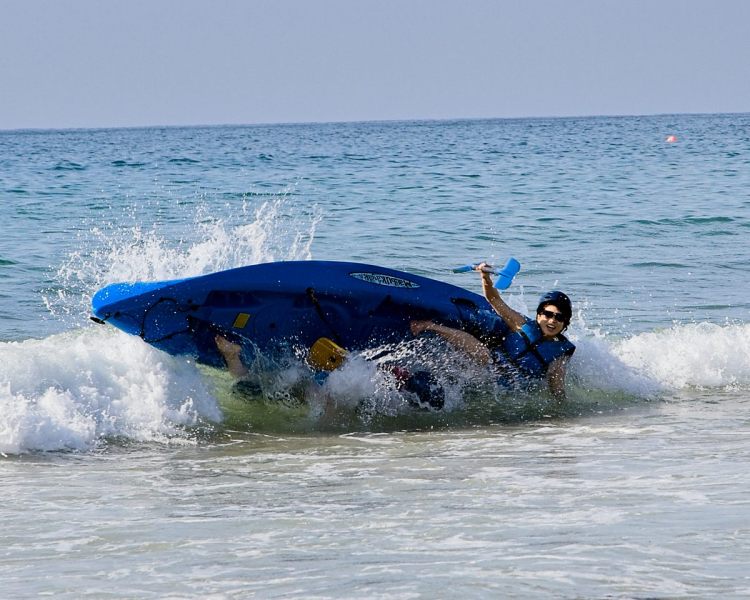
[232,313,251,328]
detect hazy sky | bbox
[2,0,749,130]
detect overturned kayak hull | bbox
[91,260,496,367]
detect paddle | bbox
[452,257,521,289]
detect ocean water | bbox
[1,114,749,598]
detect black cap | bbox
[537,291,572,324]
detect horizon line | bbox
[2,110,748,134]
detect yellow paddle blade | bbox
[308,337,348,371]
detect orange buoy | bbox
[665,135,678,143]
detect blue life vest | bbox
[490,318,575,381]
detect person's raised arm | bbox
[477,263,526,331]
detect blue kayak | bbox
[90,260,497,367]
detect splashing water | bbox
[45,196,322,324]
[614,322,750,390]
[0,328,221,454]
[2,195,321,453]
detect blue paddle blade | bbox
[494,257,521,290]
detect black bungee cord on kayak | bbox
[306,287,345,347]
[91,296,199,344]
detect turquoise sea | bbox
[1,114,749,598]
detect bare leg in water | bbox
[214,335,248,378]
[214,334,340,421]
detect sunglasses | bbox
[539,309,566,323]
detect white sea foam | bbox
[568,334,664,397]
[0,328,221,454]
[565,320,750,396]
[613,322,750,390]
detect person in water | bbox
[215,334,249,379]
[215,333,445,410]
[410,263,575,399]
